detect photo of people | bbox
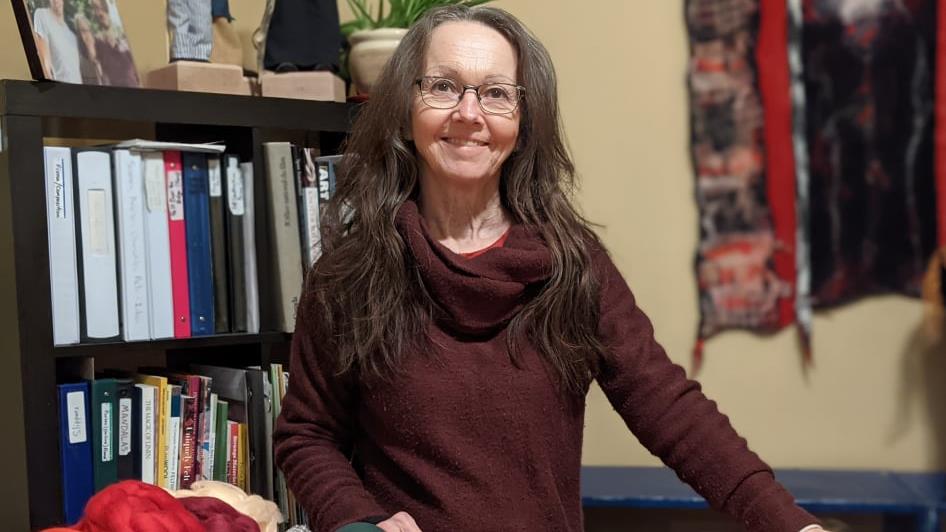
[15,0,140,87]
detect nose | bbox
[454,89,483,123]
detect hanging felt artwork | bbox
[686,0,802,368]
[687,0,944,368]
[802,0,938,307]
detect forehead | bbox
[424,21,517,81]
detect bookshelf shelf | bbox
[0,80,355,530]
[52,332,293,359]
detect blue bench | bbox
[580,466,946,532]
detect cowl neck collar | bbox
[395,200,553,336]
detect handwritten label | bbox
[144,158,167,213]
[101,402,113,462]
[88,189,108,255]
[167,170,184,221]
[227,165,244,216]
[208,158,222,197]
[66,391,87,444]
[52,157,67,220]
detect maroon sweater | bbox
[274,201,818,532]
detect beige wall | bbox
[1,0,943,471]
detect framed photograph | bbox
[10,0,140,87]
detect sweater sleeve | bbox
[592,251,819,532]
[273,289,387,532]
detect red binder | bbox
[164,150,191,338]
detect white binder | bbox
[240,161,260,334]
[113,150,151,342]
[74,149,120,340]
[141,152,174,339]
[43,147,80,345]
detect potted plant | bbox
[342,0,493,95]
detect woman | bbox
[274,6,827,532]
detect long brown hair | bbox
[313,5,606,393]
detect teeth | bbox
[445,138,486,147]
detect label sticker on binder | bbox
[101,402,113,461]
[119,397,132,456]
[167,170,184,221]
[208,158,222,197]
[227,165,245,216]
[144,157,167,213]
[66,391,87,444]
[88,189,109,255]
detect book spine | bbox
[178,394,198,489]
[263,142,303,332]
[182,152,215,335]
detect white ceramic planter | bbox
[348,28,408,95]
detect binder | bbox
[58,382,93,524]
[225,155,247,332]
[207,155,230,333]
[73,149,120,340]
[141,151,174,340]
[114,378,135,480]
[44,147,80,345]
[182,151,215,335]
[112,150,150,342]
[164,151,191,338]
[240,162,260,334]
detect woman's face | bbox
[410,21,521,190]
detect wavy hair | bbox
[312,5,606,393]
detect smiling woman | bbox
[272,5,827,532]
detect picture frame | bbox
[10,0,140,87]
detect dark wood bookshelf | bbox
[53,332,293,359]
[0,79,356,530]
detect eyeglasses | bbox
[415,76,525,115]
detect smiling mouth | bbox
[443,137,488,147]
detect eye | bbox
[482,85,513,101]
[430,78,458,94]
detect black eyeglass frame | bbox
[414,76,526,115]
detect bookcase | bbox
[0,79,358,530]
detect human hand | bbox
[376,511,422,532]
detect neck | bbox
[418,172,511,255]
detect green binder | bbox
[91,378,118,492]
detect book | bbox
[213,398,229,482]
[263,142,304,332]
[164,151,191,338]
[226,420,239,485]
[204,392,218,481]
[207,155,230,333]
[141,151,174,340]
[73,149,120,340]
[166,385,182,491]
[179,394,198,489]
[58,382,93,524]
[91,378,118,492]
[182,151,215,335]
[225,155,247,332]
[135,373,169,488]
[297,148,321,270]
[44,147,80,345]
[113,149,151,342]
[240,161,260,334]
[133,383,157,484]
